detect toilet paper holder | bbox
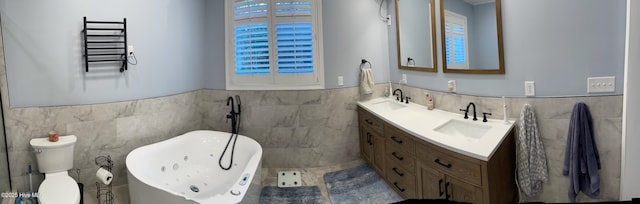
[95,155,114,204]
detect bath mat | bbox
[259,186,323,204]
[324,163,404,204]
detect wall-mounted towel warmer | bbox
[83,17,128,72]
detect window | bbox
[226,0,324,90]
[444,10,469,69]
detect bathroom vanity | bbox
[357,98,517,204]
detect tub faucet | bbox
[393,89,404,102]
[459,102,478,121]
[226,96,235,115]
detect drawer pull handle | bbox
[392,167,404,176]
[438,179,444,197]
[391,136,403,144]
[445,182,451,199]
[393,182,405,192]
[434,159,452,168]
[365,119,374,125]
[392,152,404,161]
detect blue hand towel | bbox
[563,102,601,202]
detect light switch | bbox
[525,81,535,96]
[448,80,456,92]
[587,76,615,93]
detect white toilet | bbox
[30,135,81,204]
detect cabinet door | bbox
[420,166,446,199]
[371,133,385,174]
[447,176,483,204]
[360,127,373,163]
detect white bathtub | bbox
[126,130,262,204]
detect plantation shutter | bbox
[233,0,270,75]
[274,1,314,74]
[273,0,318,84]
[445,10,469,69]
[226,0,323,89]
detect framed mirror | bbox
[440,0,504,74]
[395,0,438,72]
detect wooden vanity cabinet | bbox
[357,107,516,204]
[358,108,386,175]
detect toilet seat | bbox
[38,172,80,204]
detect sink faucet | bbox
[393,89,404,102]
[459,102,478,121]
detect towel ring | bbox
[360,59,372,69]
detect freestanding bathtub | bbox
[126,130,262,204]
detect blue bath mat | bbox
[324,163,404,204]
[259,186,323,204]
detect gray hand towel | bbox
[563,102,601,202]
[516,104,548,197]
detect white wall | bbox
[621,0,640,200]
[0,0,206,107]
[389,0,626,97]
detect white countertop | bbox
[357,97,515,161]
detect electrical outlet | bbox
[338,76,344,86]
[525,81,535,96]
[587,76,615,93]
[127,45,134,56]
[401,74,407,84]
[448,80,456,92]
[387,15,392,26]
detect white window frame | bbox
[225,0,325,90]
[444,10,470,69]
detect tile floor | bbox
[260,159,366,204]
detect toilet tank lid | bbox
[30,135,77,148]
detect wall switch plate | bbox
[587,76,615,93]
[525,81,535,96]
[337,76,344,86]
[401,74,407,84]
[448,80,456,92]
[127,45,134,56]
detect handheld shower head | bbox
[235,95,241,114]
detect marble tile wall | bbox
[4,91,202,193]
[199,85,386,168]
[395,84,623,202]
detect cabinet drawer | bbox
[385,125,415,154]
[358,108,384,133]
[386,165,417,198]
[386,143,415,174]
[386,158,415,183]
[416,144,482,186]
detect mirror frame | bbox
[395,0,438,72]
[440,0,505,74]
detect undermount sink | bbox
[370,100,407,111]
[434,119,491,140]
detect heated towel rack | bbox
[83,17,128,73]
